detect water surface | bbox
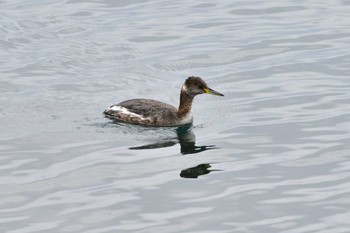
[1,0,350,232]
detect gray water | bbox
[1,0,350,232]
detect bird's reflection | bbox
[129,125,216,155]
[180,163,221,179]
[107,121,221,179]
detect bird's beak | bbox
[204,88,224,96]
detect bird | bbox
[103,76,224,126]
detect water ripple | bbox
[1,0,350,232]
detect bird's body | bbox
[103,76,223,127]
[104,99,192,126]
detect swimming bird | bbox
[103,76,224,126]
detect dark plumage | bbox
[103,76,224,126]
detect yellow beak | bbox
[204,88,224,96]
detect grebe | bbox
[103,76,224,126]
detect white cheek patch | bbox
[181,85,188,92]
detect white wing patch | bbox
[106,106,151,121]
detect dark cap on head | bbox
[185,76,207,88]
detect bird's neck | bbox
[177,90,194,118]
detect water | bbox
[1,0,350,232]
